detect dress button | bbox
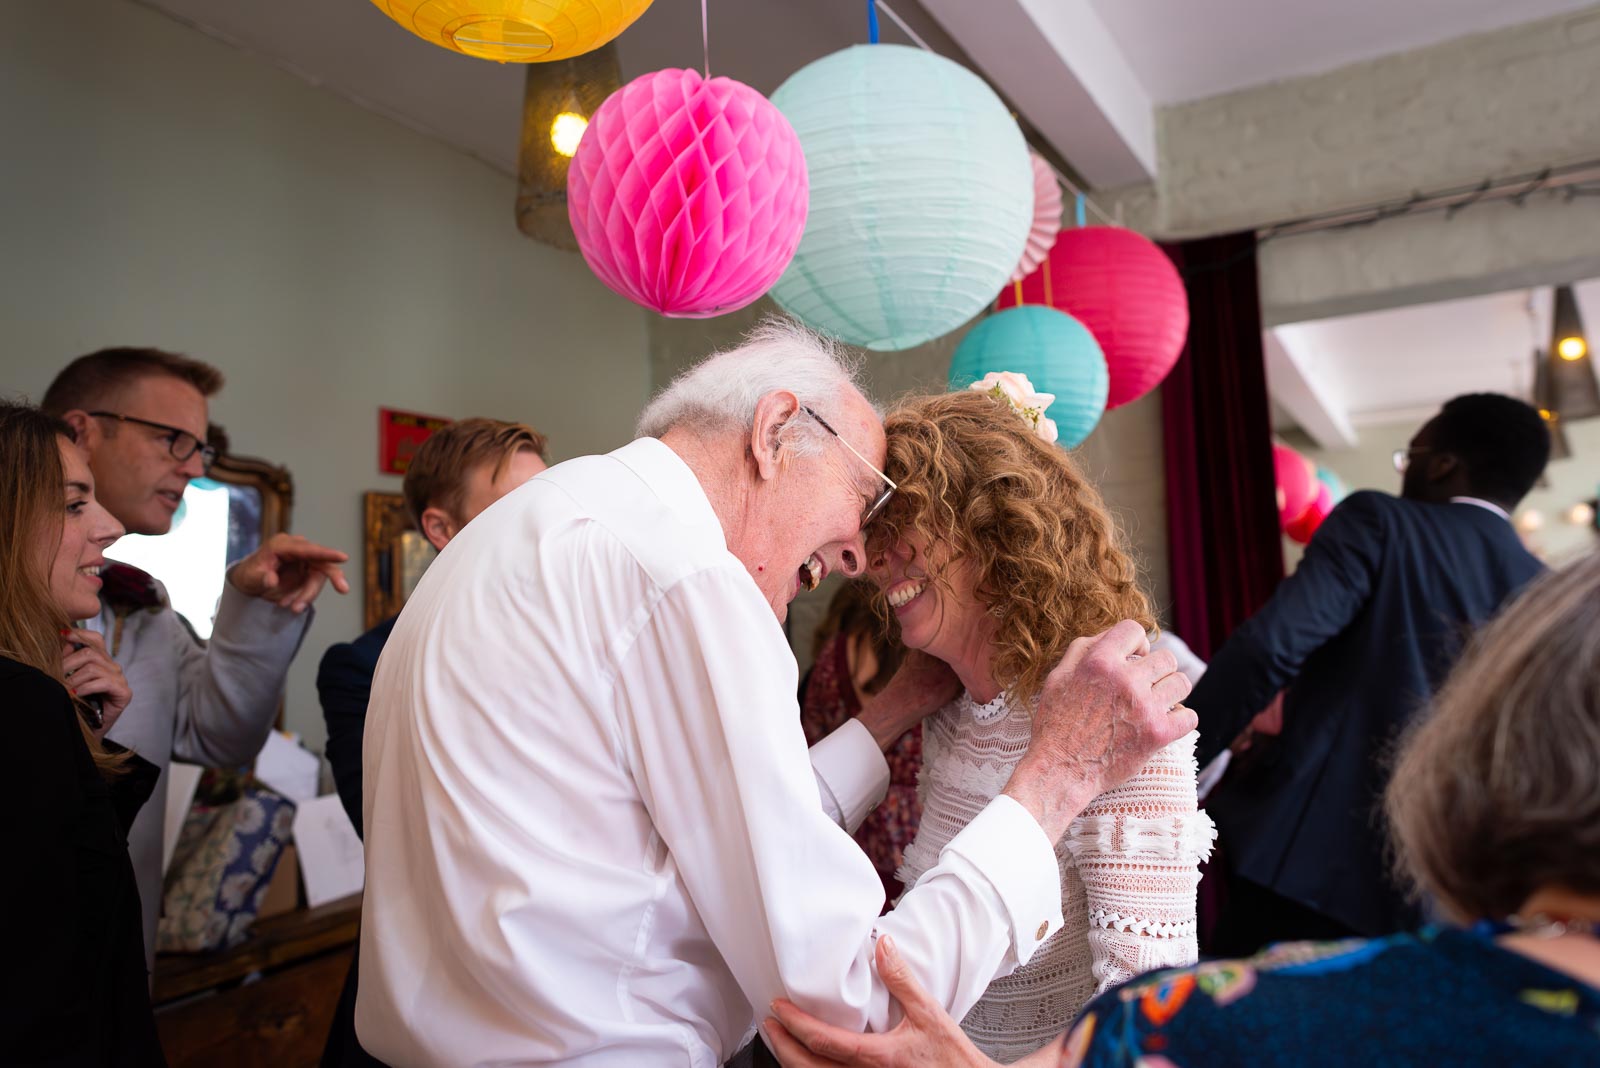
[1035,921,1049,941]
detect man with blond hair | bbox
[318,416,548,1068]
[320,416,550,838]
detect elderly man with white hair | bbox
[356,320,1196,1067]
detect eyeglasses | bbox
[1392,446,1429,474]
[801,405,897,526]
[89,411,218,471]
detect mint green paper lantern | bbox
[948,306,1109,447]
[769,44,1033,351]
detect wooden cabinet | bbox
[153,895,360,1067]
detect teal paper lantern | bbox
[1315,465,1347,504]
[769,44,1033,351]
[948,306,1109,447]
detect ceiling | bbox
[131,0,966,177]
[132,0,1599,188]
[1088,0,1600,105]
[124,0,1600,436]
[1268,278,1600,446]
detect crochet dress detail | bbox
[897,690,1216,1063]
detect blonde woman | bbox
[863,377,1213,1062]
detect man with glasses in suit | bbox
[1193,393,1550,955]
[42,347,350,971]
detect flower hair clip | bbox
[968,371,1059,444]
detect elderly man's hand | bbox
[1004,619,1196,841]
[764,936,1002,1068]
[855,652,962,752]
[228,533,351,614]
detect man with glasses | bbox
[356,319,1195,1067]
[42,346,350,970]
[1191,393,1549,956]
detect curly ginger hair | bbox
[868,390,1154,706]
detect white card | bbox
[162,762,204,876]
[255,730,321,803]
[293,793,365,908]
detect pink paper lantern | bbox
[998,226,1189,409]
[1274,443,1317,529]
[1286,483,1334,544]
[1010,153,1062,283]
[567,68,808,318]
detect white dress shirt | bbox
[357,438,1064,1067]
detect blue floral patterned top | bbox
[1061,926,1600,1067]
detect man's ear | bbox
[1426,452,1460,483]
[61,409,97,449]
[420,507,457,552]
[750,390,801,483]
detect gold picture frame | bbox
[362,493,437,629]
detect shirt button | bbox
[1035,921,1049,941]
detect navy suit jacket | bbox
[1191,492,1543,935]
[317,615,396,841]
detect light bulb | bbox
[1557,335,1588,361]
[550,112,588,158]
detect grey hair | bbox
[636,317,877,457]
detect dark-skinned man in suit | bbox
[1194,393,1549,955]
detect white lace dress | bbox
[897,691,1216,1063]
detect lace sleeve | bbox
[1064,730,1215,994]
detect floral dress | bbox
[1062,925,1600,1067]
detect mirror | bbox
[363,493,436,629]
[104,449,294,639]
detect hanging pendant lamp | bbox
[515,42,621,251]
[1545,284,1600,422]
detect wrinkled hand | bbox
[765,935,999,1068]
[855,651,962,752]
[61,628,131,739]
[1005,619,1196,840]
[228,533,351,613]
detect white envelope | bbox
[255,730,321,803]
[292,793,365,908]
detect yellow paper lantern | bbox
[369,0,653,63]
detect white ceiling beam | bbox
[1265,327,1359,450]
[916,0,1155,186]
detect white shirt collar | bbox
[615,436,727,543]
[1449,496,1511,522]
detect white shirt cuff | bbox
[809,717,890,832]
[940,795,1065,967]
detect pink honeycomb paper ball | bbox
[567,68,809,318]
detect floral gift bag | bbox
[158,785,296,953]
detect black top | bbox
[317,615,397,841]
[1191,493,1544,935]
[0,656,165,1066]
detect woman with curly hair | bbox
[865,377,1215,1063]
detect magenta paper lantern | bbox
[567,68,808,318]
[998,225,1189,409]
[1287,483,1334,544]
[1274,443,1317,529]
[1011,153,1062,283]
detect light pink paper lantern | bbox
[567,68,808,318]
[1011,153,1062,283]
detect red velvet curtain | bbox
[1161,233,1283,659]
